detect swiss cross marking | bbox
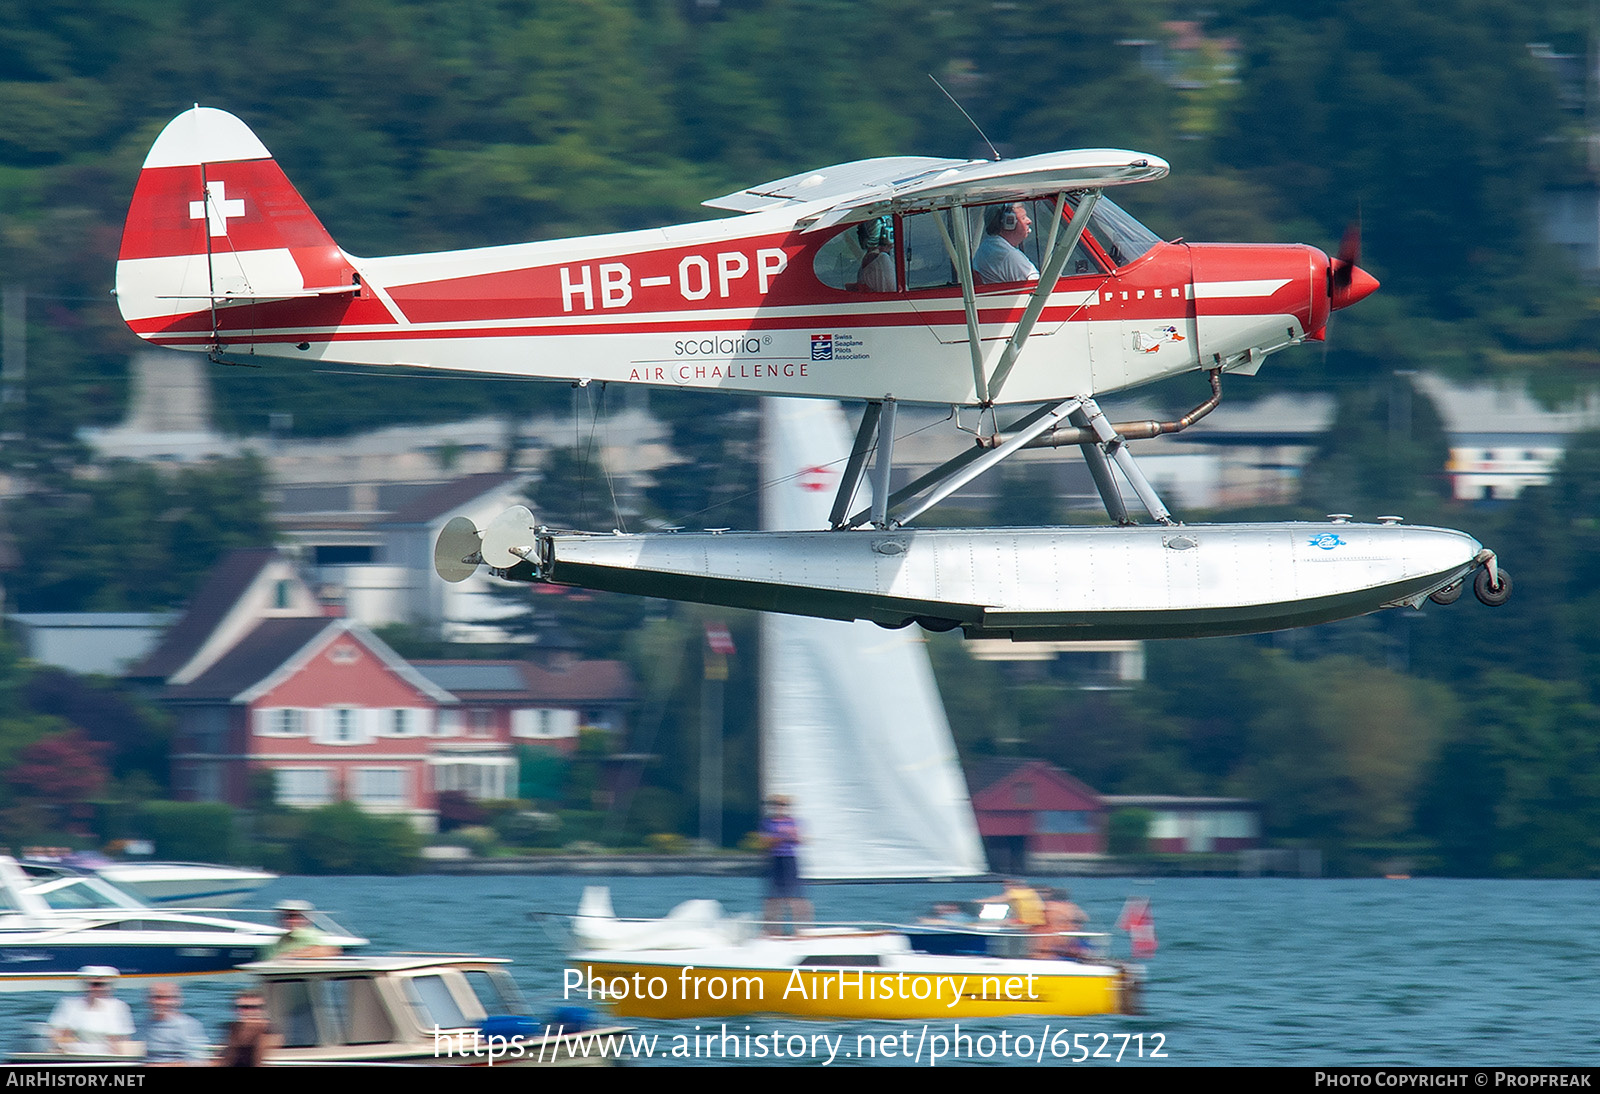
[189,181,245,236]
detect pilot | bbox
[855,216,896,291]
[973,202,1038,284]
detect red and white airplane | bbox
[117,107,1506,640]
[116,107,1375,411]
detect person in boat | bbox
[1037,887,1090,959]
[266,898,341,958]
[47,965,135,1055]
[143,981,209,1065]
[759,794,812,934]
[983,878,1045,929]
[215,989,278,1066]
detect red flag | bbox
[1116,896,1157,958]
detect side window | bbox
[812,217,898,292]
[903,210,958,290]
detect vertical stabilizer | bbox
[116,107,357,344]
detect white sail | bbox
[760,398,987,879]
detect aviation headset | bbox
[986,203,1020,234]
[857,216,893,250]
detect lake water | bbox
[3,873,1596,1066]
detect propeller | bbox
[1308,217,1379,348]
[1331,220,1361,294]
[1327,217,1378,312]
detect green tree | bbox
[8,456,273,611]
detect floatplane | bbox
[115,107,1507,640]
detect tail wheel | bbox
[1473,567,1512,607]
[1428,580,1464,605]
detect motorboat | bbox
[9,954,628,1066]
[21,852,276,908]
[92,861,275,909]
[247,953,628,1066]
[0,856,364,989]
[566,888,1142,1020]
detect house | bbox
[280,471,534,642]
[1412,374,1600,502]
[136,547,632,827]
[968,759,1106,871]
[6,612,175,676]
[968,759,1264,868]
[128,548,326,688]
[162,617,462,824]
[1100,795,1261,854]
[411,657,635,755]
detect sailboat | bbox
[566,400,1142,1019]
[758,397,986,881]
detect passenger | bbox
[1038,887,1090,959]
[972,202,1038,284]
[855,216,897,291]
[215,989,278,1066]
[984,877,1045,929]
[267,898,341,959]
[143,982,208,1065]
[760,794,812,934]
[47,965,134,1055]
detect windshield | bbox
[26,875,145,911]
[1082,196,1163,268]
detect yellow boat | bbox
[565,891,1141,1020]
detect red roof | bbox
[969,759,1104,814]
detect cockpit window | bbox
[902,201,1105,290]
[813,196,1154,293]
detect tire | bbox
[1473,567,1512,607]
[916,617,961,633]
[1428,580,1464,605]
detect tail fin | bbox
[116,107,357,345]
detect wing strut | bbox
[933,211,988,400]
[930,191,1103,406]
[984,190,1100,403]
[1080,397,1173,524]
[828,401,883,529]
[1071,405,1132,525]
[844,398,1082,529]
[870,398,897,527]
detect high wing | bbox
[702,156,960,213]
[707,149,1170,232]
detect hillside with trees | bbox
[1,0,1598,873]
